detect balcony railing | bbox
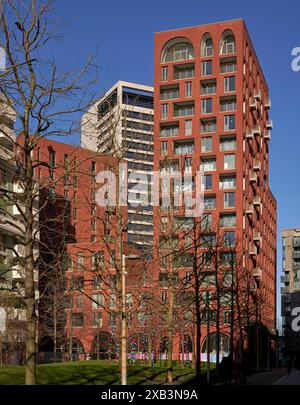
[266,120,273,130]
[253,160,261,171]
[249,244,257,256]
[249,171,258,183]
[264,130,271,141]
[264,99,271,109]
[253,267,262,280]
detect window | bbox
[202,213,212,228]
[71,313,84,327]
[201,98,212,114]
[73,207,77,221]
[91,219,96,232]
[201,137,212,152]
[224,76,235,92]
[220,213,236,227]
[220,137,236,151]
[161,291,167,305]
[173,64,194,79]
[202,174,212,190]
[185,120,192,135]
[92,275,102,290]
[202,60,212,76]
[91,161,96,181]
[201,80,216,95]
[224,115,235,131]
[161,104,168,119]
[224,231,235,246]
[77,253,84,271]
[201,34,213,57]
[185,82,192,97]
[201,118,216,133]
[110,251,115,268]
[220,59,236,73]
[220,31,236,54]
[161,141,168,156]
[161,66,168,81]
[184,157,192,173]
[224,154,236,170]
[93,312,103,327]
[200,157,216,172]
[160,86,179,100]
[220,98,236,112]
[162,40,194,62]
[160,123,179,137]
[173,102,194,117]
[224,311,232,325]
[174,141,194,155]
[204,195,216,209]
[75,295,83,309]
[92,251,104,270]
[219,176,236,189]
[224,192,235,208]
[92,294,104,309]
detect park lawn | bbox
[0,360,197,385]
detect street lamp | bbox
[121,254,141,385]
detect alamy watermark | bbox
[291,47,300,72]
[95,163,205,217]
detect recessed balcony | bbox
[246,130,254,139]
[254,90,261,100]
[266,120,273,130]
[281,274,289,283]
[249,98,258,109]
[249,171,258,183]
[264,99,271,109]
[246,204,254,216]
[253,160,261,171]
[253,195,262,206]
[264,130,271,141]
[253,231,262,244]
[253,267,262,280]
[249,244,258,256]
[253,125,261,136]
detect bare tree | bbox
[0,0,95,384]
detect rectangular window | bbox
[161,66,168,82]
[71,313,84,327]
[185,120,192,135]
[201,80,216,95]
[91,219,97,232]
[224,192,235,208]
[93,312,103,327]
[161,291,167,305]
[160,86,179,100]
[202,213,212,228]
[200,157,216,172]
[202,175,212,190]
[201,137,212,152]
[161,104,168,119]
[185,82,192,97]
[92,275,102,290]
[174,141,194,155]
[109,293,116,309]
[201,119,216,133]
[173,64,194,80]
[161,141,168,156]
[92,294,104,309]
[224,115,235,131]
[160,124,179,137]
[224,154,236,170]
[220,137,236,151]
[224,231,235,246]
[173,102,194,117]
[220,213,236,227]
[202,60,212,76]
[220,98,236,112]
[184,157,192,173]
[73,207,77,221]
[77,253,84,271]
[219,176,236,189]
[75,295,83,309]
[224,76,236,92]
[201,98,213,114]
[204,195,216,209]
[220,60,236,73]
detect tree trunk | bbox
[167,281,174,383]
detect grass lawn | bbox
[0,360,198,385]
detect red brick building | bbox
[33,138,148,359]
[153,19,277,364]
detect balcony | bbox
[253,231,262,244]
[266,120,273,130]
[254,90,261,100]
[246,204,254,216]
[253,195,262,206]
[249,244,258,256]
[249,98,258,110]
[253,160,261,171]
[293,251,300,259]
[264,130,271,141]
[246,130,254,139]
[264,99,271,109]
[249,171,258,183]
[253,267,262,280]
[281,286,290,295]
[281,274,290,283]
[253,125,261,136]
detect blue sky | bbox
[52,0,300,320]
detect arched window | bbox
[201,33,213,57]
[161,37,194,63]
[220,30,236,55]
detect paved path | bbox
[245,369,289,385]
[272,370,300,385]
